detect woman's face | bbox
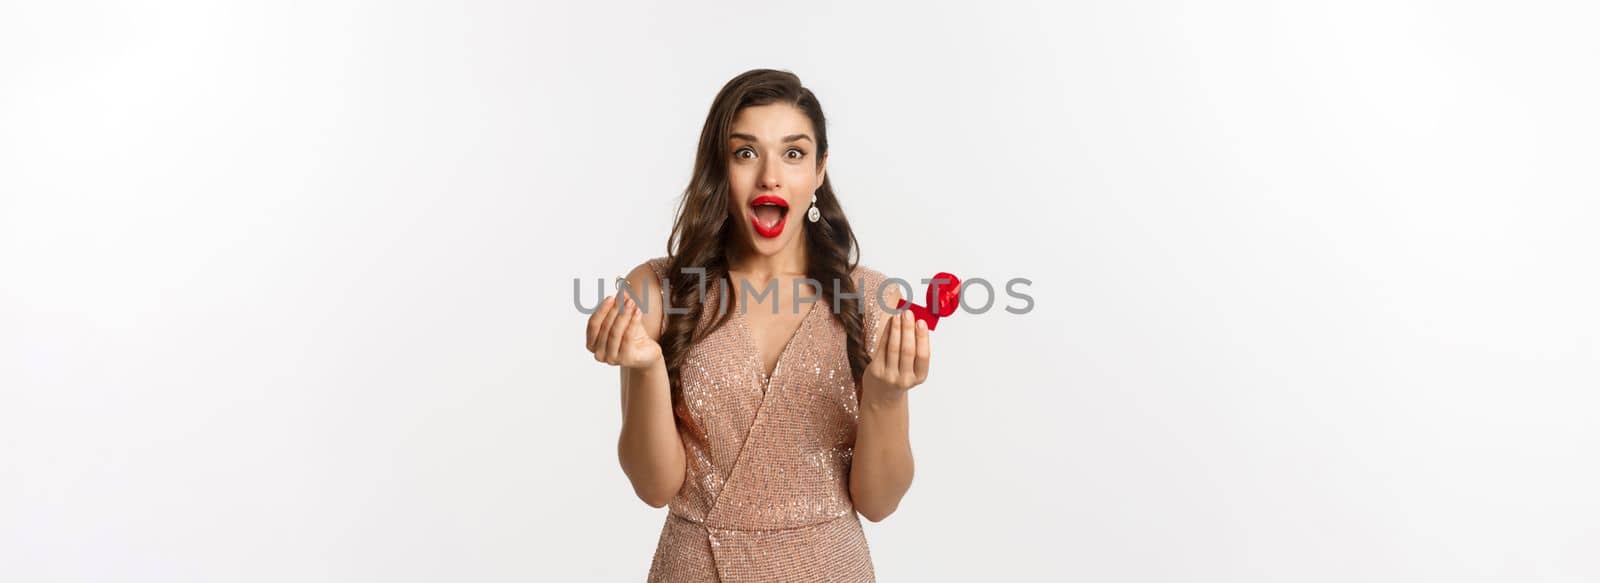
[725,103,827,258]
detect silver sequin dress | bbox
[643,257,893,582]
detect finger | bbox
[884,308,901,373]
[593,299,622,361]
[587,296,615,350]
[899,311,917,379]
[624,301,647,340]
[598,295,626,362]
[588,296,617,352]
[604,295,634,363]
[913,318,931,381]
[614,304,644,364]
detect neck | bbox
[729,236,808,281]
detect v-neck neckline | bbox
[733,290,822,389]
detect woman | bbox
[584,69,931,582]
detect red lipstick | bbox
[749,194,789,238]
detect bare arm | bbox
[618,356,684,507]
[851,378,914,522]
[589,262,685,508]
[849,286,925,522]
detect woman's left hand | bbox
[862,309,930,400]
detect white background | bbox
[3,1,1597,581]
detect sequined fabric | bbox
[643,257,893,583]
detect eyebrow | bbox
[729,133,813,144]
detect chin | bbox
[744,229,795,255]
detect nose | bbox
[758,156,782,191]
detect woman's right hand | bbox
[586,293,663,370]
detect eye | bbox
[733,147,755,160]
[786,148,806,160]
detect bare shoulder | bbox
[621,256,670,341]
[848,263,901,311]
[847,263,905,358]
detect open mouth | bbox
[749,194,789,238]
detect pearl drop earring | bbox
[807,193,821,223]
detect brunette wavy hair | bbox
[660,69,867,417]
